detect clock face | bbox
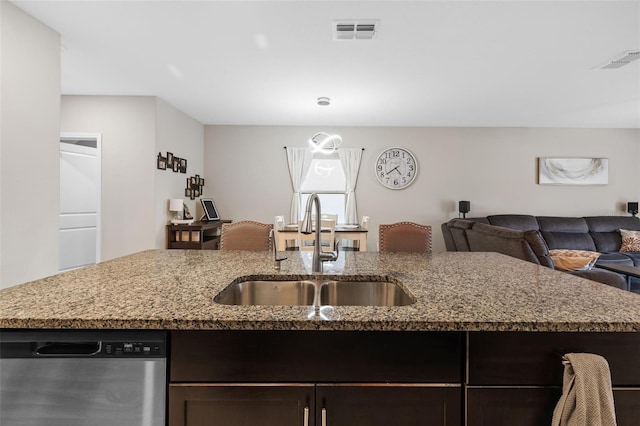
[375,147,418,189]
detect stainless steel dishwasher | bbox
[0,330,166,426]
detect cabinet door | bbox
[169,384,314,426]
[467,387,560,426]
[467,387,640,426]
[317,384,461,426]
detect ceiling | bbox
[12,0,640,128]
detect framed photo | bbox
[190,176,197,185]
[157,154,167,170]
[180,158,187,173]
[200,178,205,186]
[200,198,220,221]
[166,152,174,167]
[173,157,180,172]
[538,157,608,185]
[185,188,192,197]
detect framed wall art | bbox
[538,157,608,185]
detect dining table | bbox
[275,224,368,251]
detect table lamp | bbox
[169,199,193,224]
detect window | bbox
[299,154,346,223]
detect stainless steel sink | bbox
[319,281,415,306]
[214,280,316,306]
[214,277,415,307]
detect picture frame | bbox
[166,152,174,167]
[180,158,187,173]
[538,157,608,185]
[200,198,220,221]
[185,188,192,197]
[173,157,180,172]
[157,153,167,170]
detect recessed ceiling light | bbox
[317,97,331,106]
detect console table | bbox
[167,220,232,250]
[596,263,640,292]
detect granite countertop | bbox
[1,250,639,332]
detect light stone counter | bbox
[1,250,639,332]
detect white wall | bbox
[60,96,156,261]
[154,98,204,248]
[1,1,60,289]
[204,126,640,252]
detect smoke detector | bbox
[598,50,640,69]
[333,20,379,40]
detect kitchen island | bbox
[1,250,639,425]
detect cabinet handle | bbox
[321,408,327,426]
[303,407,309,426]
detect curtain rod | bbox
[283,147,364,150]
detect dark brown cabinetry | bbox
[317,384,460,426]
[168,330,639,426]
[169,330,463,426]
[169,384,314,426]
[467,332,640,426]
[167,220,231,250]
[169,384,460,426]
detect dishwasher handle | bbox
[35,341,102,356]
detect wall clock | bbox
[374,147,418,190]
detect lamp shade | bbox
[169,199,183,212]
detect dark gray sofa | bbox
[442,214,640,290]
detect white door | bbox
[59,133,101,272]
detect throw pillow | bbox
[620,229,640,252]
[549,249,601,272]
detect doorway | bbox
[59,133,101,272]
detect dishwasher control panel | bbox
[103,340,165,357]
[0,331,167,359]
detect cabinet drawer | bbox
[468,332,640,386]
[171,330,463,383]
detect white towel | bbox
[552,353,617,426]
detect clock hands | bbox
[386,165,401,176]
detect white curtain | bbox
[338,148,363,224]
[286,147,313,224]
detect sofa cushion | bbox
[620,229,640,252]
[467,223,542,265]
[446,219,475,251]
[584,216,640,252]
[537,216,597,251]
[595,252,635,266]
[487,215,539,231]
[549,249,600,271]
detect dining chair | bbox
[298,219,336,252]
[350,215,370,251]
[378,222,432,253]
[321,213,339,223]
[220,221,273,251]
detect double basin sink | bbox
[214,276,415,307]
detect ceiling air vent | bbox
[333,20,379,40]
[599,50,640,69]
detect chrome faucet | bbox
[300,193,338,273]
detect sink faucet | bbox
[301,193,338,273]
